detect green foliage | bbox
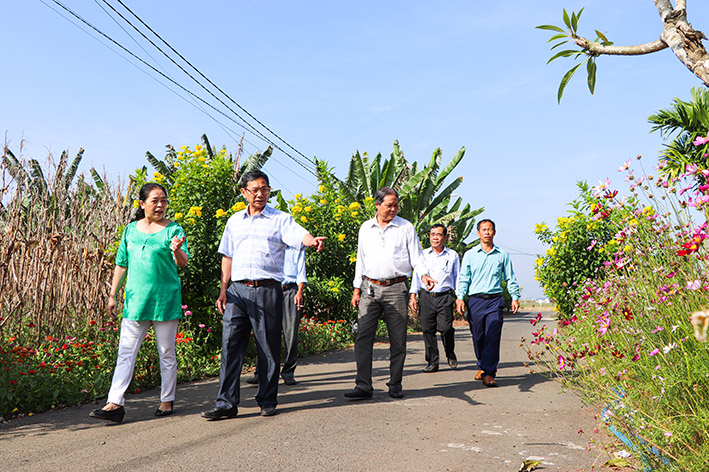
[535,181,630,318]
[0,308,353,417]
[298,317,352,356]
[649,87,709,180]
[344,142,483,253]
[283,161,374,322]
[133,134,271,320]
[538,8,614,103]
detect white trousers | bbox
[107,318,179,406]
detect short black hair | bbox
[374,187,398,205]
[477,219,496,231]
[240,170,269,188]
[430,223,448,236]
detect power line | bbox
[109,0,317,170]
[92,0,246,149]
[40,0,275,168]
[42,0,318,178]
[99,0,316,174]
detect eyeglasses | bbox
[243,186,271,196]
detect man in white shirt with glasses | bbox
[346,187,435,400]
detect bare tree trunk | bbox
[656,1,709,86]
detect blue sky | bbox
[3,1,708,298]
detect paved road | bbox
[0,310,615,471]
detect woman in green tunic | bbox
[90,183,189,423]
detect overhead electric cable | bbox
[42,0,317,178]
[110,0,317,169]
[92,0,245,148]
[99,0,316,174]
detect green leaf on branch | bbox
[558,63,582,103]
[547,49,583,64]
[537,24,566,33]
[562,9,571,30]
[587,59,597,95]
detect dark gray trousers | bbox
[280,285,302,378]
[216,282,283,409]
[419,290,456,366]
[354,279,408,393]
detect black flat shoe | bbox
[344,387,373,399]
[201,406,238,420]
[89,406,125,423]
[155,408,174,417]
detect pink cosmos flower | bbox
[693,131,709,146]
[597,313,611,335]
[685,163,700,175]
[586,240,597,251]
[687,280,702,291]
[649,348,660,356]
[557,355,566,369]
[618,160,631,172]
[591,178,611,198]
[652,326,665,333]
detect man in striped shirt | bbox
[201,170,325,420]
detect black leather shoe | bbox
[344,387,373,399]
[448,355,458,370]
[282,375,297,385]
[388,386,404,399]
[245,374,258,385]
[201,406,238,420]
[423,364,439,373]
[89,406,125,423]
[260,406,277,417]
[155,408,173,417]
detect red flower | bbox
[10,380,17,385]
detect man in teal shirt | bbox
[455,219,519,387]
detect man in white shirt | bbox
[346,187,436,400]
[409,224,460,373]
[201,170,325,420]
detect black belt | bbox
[471,293,502,300]
[364,275,407,287]
[236,279,278,288]
[282,282,297,290]
[422,290,452,298]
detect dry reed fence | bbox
[0,145,132,345]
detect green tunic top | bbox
[115,220,189,321]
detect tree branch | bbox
[573,37,668,56]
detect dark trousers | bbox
[466,296,504,377]
[280,285,302,378]
[216,282,283,409]
[419,290,456,366]
[354,279,408,392]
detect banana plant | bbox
[342,142,483,254]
